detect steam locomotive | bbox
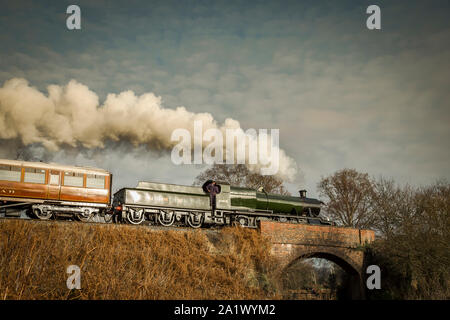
[0,158,333,228]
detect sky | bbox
[0,0,449,197]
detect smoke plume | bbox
[0,78,297,180]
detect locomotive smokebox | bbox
[299,189,307,198]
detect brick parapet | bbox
[259,221,375,248]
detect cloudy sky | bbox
[0,0,449,196]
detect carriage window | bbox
[24,167,46,184]
[63,172,83,187]
[0,165,21,182]
[86,174,105,188]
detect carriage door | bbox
[47,170,61,200]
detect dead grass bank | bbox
[0,219,280,299]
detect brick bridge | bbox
[259,221,375,299]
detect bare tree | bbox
[371,176,416,237]
[369,180,450,299]
[194,164,290,195]
[317,169,375,228]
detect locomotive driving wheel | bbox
[186,211,204,228]
[157,209,175,227]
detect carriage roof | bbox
[0,158,110,176]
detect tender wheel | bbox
[186,212,204,228]
[157,210,175,227]
[33,208,52,220]
[126,208,145,225]
[76,209,93,222]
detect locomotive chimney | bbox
[299,189,307,198]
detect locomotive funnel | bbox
[299,189,307,198]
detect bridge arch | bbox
[258,221,375,299]
[285,249,361,276]
[282,248,365,299]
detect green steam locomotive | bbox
[112,180,333,228]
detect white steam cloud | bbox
[0,78,297,180]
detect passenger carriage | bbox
[0,158,112,221]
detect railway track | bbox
[0,210,223,234]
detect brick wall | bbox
[260,221,374,299]
[259,221,375,248]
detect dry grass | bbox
[0,219,281,300]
